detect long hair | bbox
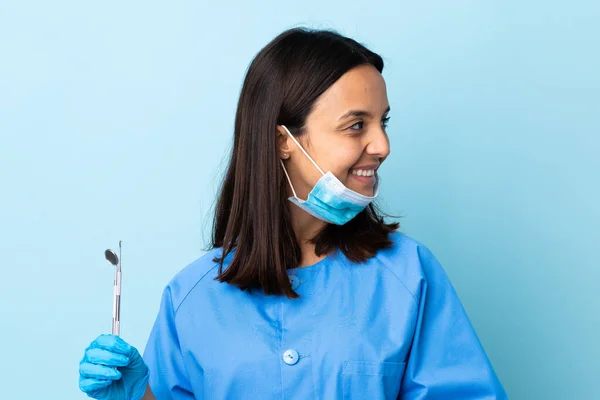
[212,27,399,298]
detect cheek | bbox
[321,146,362,178]
[293,157,323,186]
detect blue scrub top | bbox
[143,232,507,399]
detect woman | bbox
[78,27,507,399]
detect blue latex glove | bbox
[79,334,150,400]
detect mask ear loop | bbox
[281,125,325,175]
[280,160,299,199]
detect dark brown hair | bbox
[211,27,399,298]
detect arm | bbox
[399,245,507,399]
[141,384,157,400]
[143,286,197,399]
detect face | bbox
[279,64,391,198]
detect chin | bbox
[361,189,375,197]
[350,185,374,197]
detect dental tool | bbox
[104,241,122,336]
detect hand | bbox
[79,334,150,400]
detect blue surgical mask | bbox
[279,125,379,225]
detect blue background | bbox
[1,1,598,398]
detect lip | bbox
[350,164,380,172]
[349,164,379,186]
[349,173,376,186]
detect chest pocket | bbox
[342,360,406,400]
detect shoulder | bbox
[375,231,449,298]
[164,247,226,313]
[377,230,439,268]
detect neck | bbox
[288,204,328,267]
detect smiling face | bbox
[279,64,391,199]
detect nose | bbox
[366,127,391,160]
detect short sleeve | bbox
[399,246,508,399]
[143,286,196,399]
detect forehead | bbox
[311,64,389,119]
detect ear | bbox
[276,125,291,159]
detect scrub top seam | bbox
[379,258,418,304]
[279,298,285,400]
[280,299,285,346]
[173,263,220,315]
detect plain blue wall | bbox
[1,1,598,398]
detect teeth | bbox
[352,169,375,177]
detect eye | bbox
[349,121,364,131]
[381,116,391,129]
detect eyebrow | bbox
[338,106,391,121]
